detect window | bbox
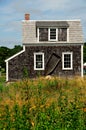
[49,28,57,41]
[34,53,44,70]
[38,28,68,42]
[62,52,73,70]
[58,28,67,41]
[39,28,48,41]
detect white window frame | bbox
[62,52,73,70]
[37,28,39,42]
[67,28,69,42]
[34,52,44,70]
[49,28,58,41]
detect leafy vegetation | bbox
[0,45,23,71]
[0,76,86,129]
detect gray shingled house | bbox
[5,14,84,81]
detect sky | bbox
[0,0,86,48]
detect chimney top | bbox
[25,14,30,20]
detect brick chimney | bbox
[25,14,30,20]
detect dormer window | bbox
[49,28,57,41]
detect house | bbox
[5,14,84,81]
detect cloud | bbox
[39,0,69,10]
[1,0,85,20]
[10,0,70,15]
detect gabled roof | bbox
[22,19,84,44]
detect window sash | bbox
[49,28,57,41]
[34,53,44,70]
[62,52,73,70]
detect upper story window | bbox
[38,28,68,42]
[49,28,57,41]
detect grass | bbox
[0,76,86,129]
[0,75,6,93]
[0,75,5,83]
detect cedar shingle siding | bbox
[8,45,81,81]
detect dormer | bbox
[36,21,69,42]
[22,14,84,45]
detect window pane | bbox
[58,28,67,41]
[36,62,42,68]
[39,28,48,41]
[36,55,42,62]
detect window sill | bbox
[38,41,68,43]
[62,68,73,70]
[34,68,44,70]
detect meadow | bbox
[0,76,86,130]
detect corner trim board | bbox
[81,45,83,77]
[6,61,8,82]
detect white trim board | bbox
[23,43,84,46]
[81,45,83,77]
[6,61,8,81]
[5,46,25,62]
[22,19,81,22]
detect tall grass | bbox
[0,76,86,129]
